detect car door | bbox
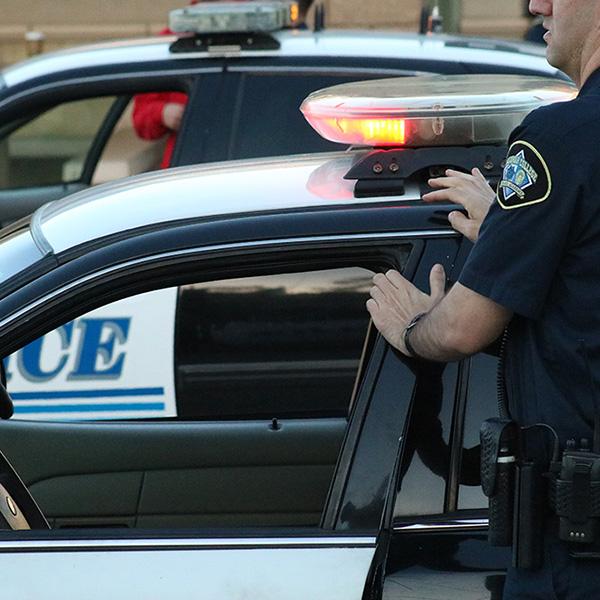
[0,66,222,225]
[377,235,512,600]
[0,222,460,598]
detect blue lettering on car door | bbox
[69,318,130,380]
[12,322,75,383]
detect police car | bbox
[0,74,575,597]
[0,1,564,228]
[0,2,567,420]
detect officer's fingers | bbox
[429,263,446,302]
[366,298,379,317]
[471,168,496,198]
[471,167,488,183]
[385,269,411,291]
[427,175,468,189]
[369,285,386,306]
[448,211,478,242]
[421,188,463,203]
[445,169,474,181]
[372,272,402,298]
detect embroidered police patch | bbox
[497,140,552,209]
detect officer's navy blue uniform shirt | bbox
[459,69,600,448]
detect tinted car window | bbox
[228,72,403,160]
[176,267,374,419]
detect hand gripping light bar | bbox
[300,75,577,148]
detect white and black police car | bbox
[0,1,567,422]
[0,73,575,598]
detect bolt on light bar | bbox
[170,1,300,34]
[300,75,577,148]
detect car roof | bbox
[1,29,561,89]
[32,151,424,256]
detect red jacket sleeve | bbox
[132,92,171,140]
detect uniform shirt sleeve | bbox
[459,109,581,319]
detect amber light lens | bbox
[289,2,299,23]
[316,117,407,146]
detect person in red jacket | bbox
[132,0,200,169]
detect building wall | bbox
[0,0,533,67]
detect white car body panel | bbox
[0,538,376,599]
[36,153,422,255]
[1,30,560,89]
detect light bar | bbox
[170,1,299,34]
[300,75,577,148]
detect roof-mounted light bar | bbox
[300,75,577,148]
[169,1,300,35]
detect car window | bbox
[458,352,500,510]
[228,71,406,160]
[0,97,116,189]
[5,266,374,421]
[176,268,372,419]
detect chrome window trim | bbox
[0,535,377,553]
[394,518,488,534]
[0,67,223,113]
[226,65,430,76]
[0,229,457,330]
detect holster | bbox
[481,419,545,569]
[480,418,518,547]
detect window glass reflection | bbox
[176,267,375,419]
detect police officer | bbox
[367,0,600,597]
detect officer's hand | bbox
[422,168,495,242]
[162,103,185,132]
[366,264,446,355]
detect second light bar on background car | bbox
[300,75,577,148]
[170,1,301,34]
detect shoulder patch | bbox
[497,140,552,210]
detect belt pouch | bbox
[512,461,544,570]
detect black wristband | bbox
[403,312,427,359]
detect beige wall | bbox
[0,0,532,66]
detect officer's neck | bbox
[578,44,600,89]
